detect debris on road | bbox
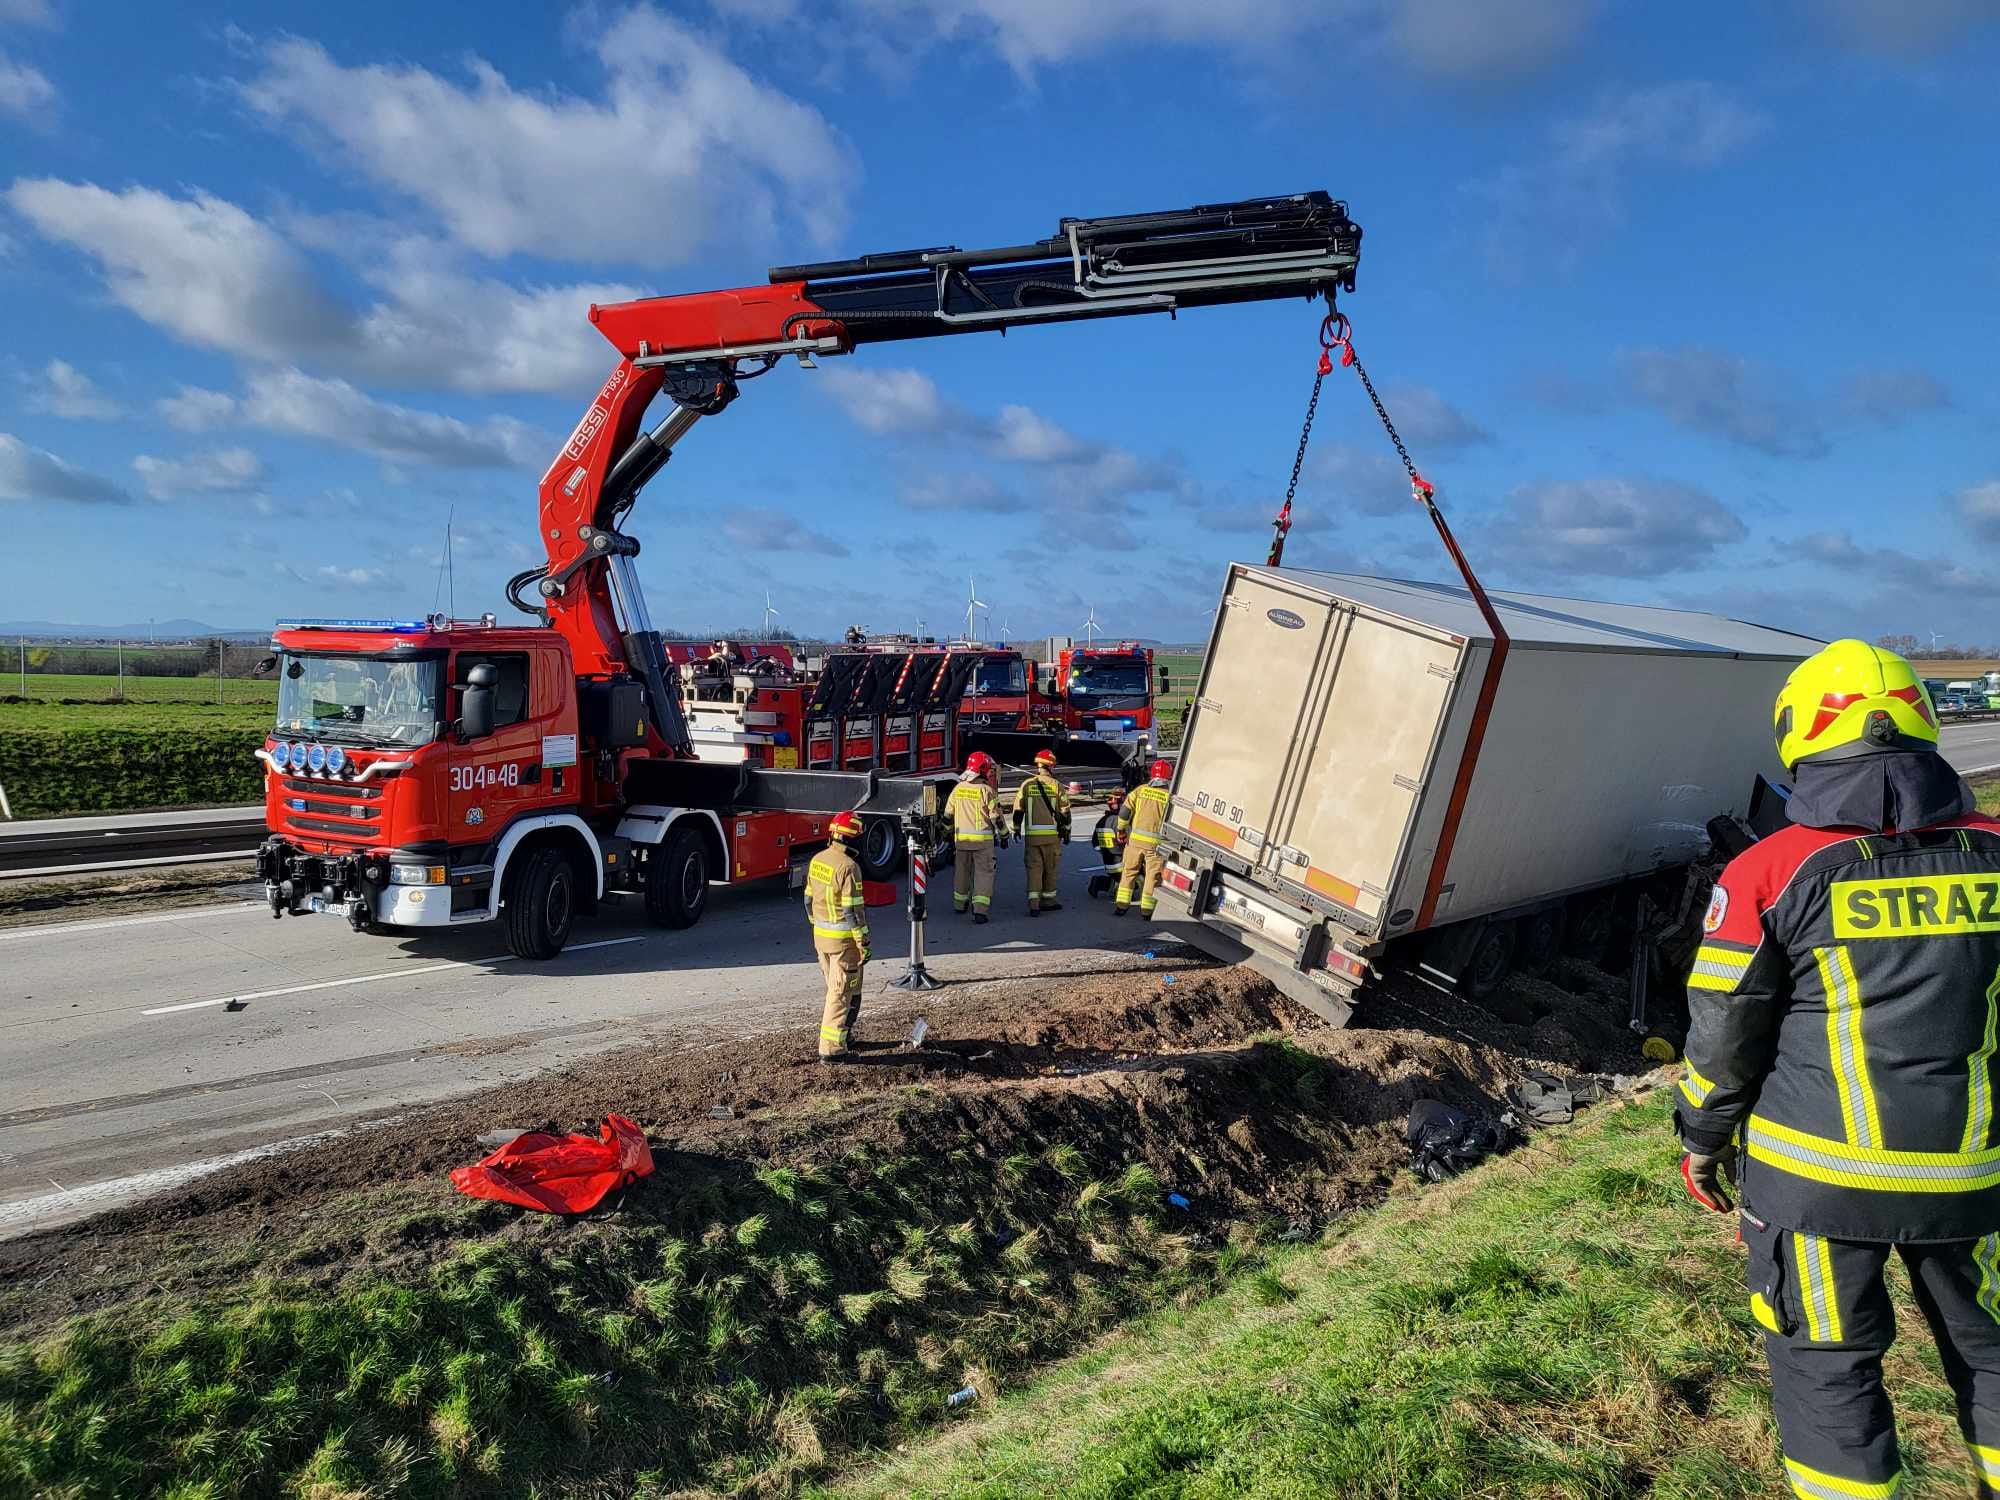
[1405,1098,1508,1183]
[448,1113,653,1215]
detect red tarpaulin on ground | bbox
[449,1113,654,1214]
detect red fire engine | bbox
[1050,642,1156,750]
[255,193,1362,957]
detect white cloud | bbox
[898,471,1025,512]
[1953,482,2000,541]
[7,180,638,395]
[131,447,266,500]
[1377,385,1489,453]
[237,14,853,264]
[0,432,128,504]
[25,358,112,418]
[0,50,53,117]
[1841,367,1952,427]
[1387,0,1598,83]
[1470,82,1767,268]
[1304,442,1424,515]
[1795,530,2000,598]
[720,506,850,555]
[1618,346,1828,459]
[0,1,56,24]
[1809,0,1995,55]
[820,367,959,436]
[317,564,390,587]
[220,369,549,469]
[157,385,239,431]
[1485,476,1746,579]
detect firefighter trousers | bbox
[814,935,865,1057]
[1024,839,1062,911]
[1116,843,1165,914]
[1743,1214,2000,1497]
[954,844,994,913]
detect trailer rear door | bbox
[1267,609,1465,929]
[1169,570,1340,858]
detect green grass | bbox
[1152,652,1201,750]
[1,671,276,705]
[818,1093,1975,1500]
[1974,771,2000,817]
[0,699,273,732]
[0,1138,1245,1497]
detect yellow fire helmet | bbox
[1773,639,1939,772]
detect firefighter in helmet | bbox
[1088,788,1127,898]
[805,811,869,1061]
[1012,748,1072,914]
[1678,639,2000,1499]
[950,751,1006,923]
[1113,759,1174,917]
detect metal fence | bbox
[5,639,278,704]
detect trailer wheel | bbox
[1462,920,1517,1002]
[504,846,575,960]
[857,817,903,882]
[1564,894,1615,967]
[1519,908,1561,974]
[644,824,710,929]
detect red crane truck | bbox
[255,192,1363,957]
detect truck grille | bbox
[275,777,381,844]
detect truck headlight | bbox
[307,743,327,774]
[325,745,346,775]
[389,864,447,885]
[288,741,307,771]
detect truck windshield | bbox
[275,654,443,747]
[972,659,1026,694]
[1070,660,1149,695]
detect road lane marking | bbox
[0,902,263,943]
[139,936,647,1016]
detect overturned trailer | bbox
[1154,567,1820,1025]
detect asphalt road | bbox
[1940,721,2000,777]
[0,833,1150,1238]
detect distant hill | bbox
[0,618,270,641]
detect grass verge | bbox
[818,1092,1975,1500]
[0,1115,1282,1497]
[1973,770,2000,816]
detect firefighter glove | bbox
[1680,1144,1737,1213]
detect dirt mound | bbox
[0,955,1650,1334]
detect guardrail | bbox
[0,806,265,879]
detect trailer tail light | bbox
[1324,948,1368,983]
[1159,863,1194,894]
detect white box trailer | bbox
[1153,566,1820,1025]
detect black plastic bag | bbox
[1405,1098,1505,1183]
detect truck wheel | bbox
[857,817,903,882]
[1462,920,1517,1001]
[645,824,710,929]
[504,846,574,960]
[1564,894,1615,967]
[1519,908,1561,974]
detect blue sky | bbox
[1,0,1997,646]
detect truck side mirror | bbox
[461,663,498,740]
[1158,667,1171,692]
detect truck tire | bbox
[1462,919,1517,1002]
[644,824,710,929]
[857,817,903,882]
[1564,894,1615,967]
[1518,908,1561,974]
[504,845,574,960]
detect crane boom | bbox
[526,192,1363,756]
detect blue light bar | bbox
[274,618,431,632]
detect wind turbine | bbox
[997,615,1013,643]
[762,589,780,637]
[965,577,987,642]
[1081,605,1102,644]
[1931,628,1945,651]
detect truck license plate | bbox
[308,896,326,913]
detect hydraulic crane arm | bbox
[524,192,1362,755]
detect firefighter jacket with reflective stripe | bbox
[1011,771,1070,843]
[950,778,1004,845]
[804,844,869,942]
[1093,808,1121,853]
[1117,782,1172,847]
[1678,813,2000,1241]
